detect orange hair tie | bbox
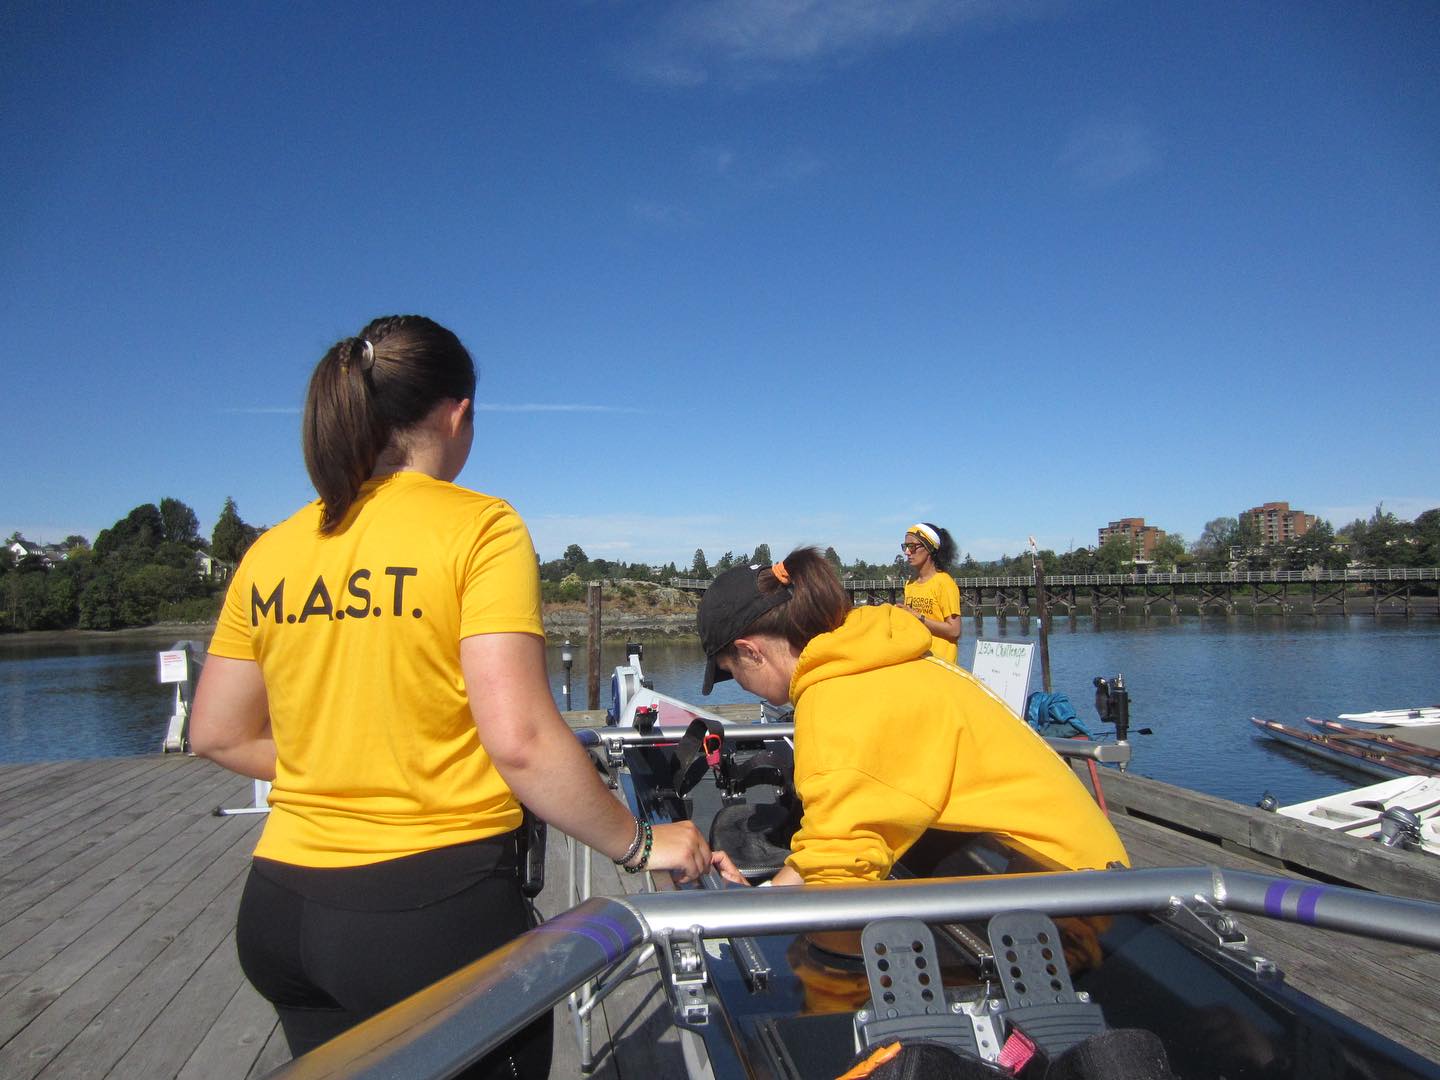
[771,561,791,585]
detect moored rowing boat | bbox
[1250,716,1440,779]
[1337,706,1440,728]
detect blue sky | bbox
[4,1,1437,567]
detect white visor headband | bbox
[908,523,939,551]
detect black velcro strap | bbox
[670,717,723,797]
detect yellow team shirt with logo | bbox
[903,571,961,664]
[208,472,543,868]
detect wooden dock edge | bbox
[1088,765,1440,902]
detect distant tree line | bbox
[538,505,1440,596]
[956,505,1440,579]
[10,502,1435,631]
[0,497,262,632]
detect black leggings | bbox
[236,857,552,1077]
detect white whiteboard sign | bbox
[158,650,189,684]
[970,640,1035,718]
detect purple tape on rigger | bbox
[591,915,631,952]
[1265,881,1289,919]
[532,919,625,963]
[531,923,615,960]
[1297,886,1323,924]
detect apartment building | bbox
[1241,502,1316,546]
[1097,517,1166,559]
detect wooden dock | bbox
[3,737,1438,1077]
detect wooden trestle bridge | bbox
[670,567,1440,620]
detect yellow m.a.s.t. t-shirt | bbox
[208,472,543,868]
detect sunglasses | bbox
[900,543,925,553]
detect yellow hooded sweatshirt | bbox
[785,605,1129,886]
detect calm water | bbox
[3,616,1437,807]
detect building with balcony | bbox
[1241,502,1316,546]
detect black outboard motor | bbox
[1093,674,1131,742]
[1378,806,1423,851]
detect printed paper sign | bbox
[158,650,189,684]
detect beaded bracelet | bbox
[622,820,653,874]
[615,817,644,867]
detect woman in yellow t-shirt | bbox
[190,315,735,1076]
[900,521,962,664]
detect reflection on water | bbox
[4,617,1437,807]
[0,630,201,764]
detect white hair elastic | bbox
[359,339,375,370]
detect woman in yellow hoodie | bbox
[699,548,1127,887]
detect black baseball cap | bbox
[698,562,793,694]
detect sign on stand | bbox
[158,650,189,684]
[970,640,1035,718]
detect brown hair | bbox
[302,315,476,533]
[722,547,851,659]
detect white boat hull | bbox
[1336,707,1440,728]
[1278,776,1440,855]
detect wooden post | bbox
[586,582,602,710]
[1034,553,1052,693]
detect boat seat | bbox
[709,797,799,881]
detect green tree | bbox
[3,570,47,631]
[1192,517,1238,569]
[160,497,201,547]
[823,547,843,575]
[561,544,588,576]
[94,503,164,562]
[40,555,89,628]
[1353,504,1411,567]
[690,549,710,578]
[751,543,772,566]
[1414,508,1440,565]
[1282,520,1337,571]
[1150,534,1187,572]
[211,497,259,564]
[1094,535,1135,573]
[715,551,736,573]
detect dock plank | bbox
[0,806,258,1079]
[21,855,253,1080]
[0,757,166,854]
[0,758,226,900]
[175,979,279,1080]
[108,928,250,1080]
[1095,766,1440,901]
[0,766,246,961]
[2,752,1437,1078]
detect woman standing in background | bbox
[901,522,961,664]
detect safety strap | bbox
[670,717,725,797]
